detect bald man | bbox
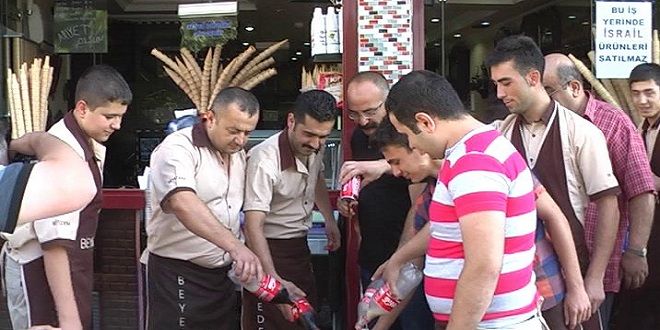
[543,53,656,327]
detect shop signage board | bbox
[595,1,652,78]
[180,18,237,53]
[54,0,107,53]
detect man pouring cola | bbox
[243,90,341,329]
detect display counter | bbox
[97,188,145,330]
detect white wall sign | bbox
[595,1,652,79]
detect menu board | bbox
[54,0,107,53]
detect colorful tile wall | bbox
[357,0,413,85]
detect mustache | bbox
[359,122,378,130]
[303,144,320,152]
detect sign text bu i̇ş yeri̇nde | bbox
[595,1,652,79]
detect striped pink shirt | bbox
[425,126,539,327]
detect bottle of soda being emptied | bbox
[228,266,321,329]
[354,263,423,329]
[355,278,384,329]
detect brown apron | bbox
[511,112,603,330]
[146,253,237,330]
[242,237,317,330]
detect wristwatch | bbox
[626,247,647,257]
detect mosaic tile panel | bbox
[357,0,413,85]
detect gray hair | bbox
[556,63,583,86]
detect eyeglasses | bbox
[545,82,569,97]
[347,101,384,121]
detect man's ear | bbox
[527,70,542,87]
[286,112,295,130]
[568,80,582,97]
[73,100,89,117]
[413,112,436,133]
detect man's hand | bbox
[276,304,297,322]
[228,243,264,283]
[281,279,306,299]
[325,219,341,251]
[621,253,648,289]
[276,279,307,321]
[337,197,357,218]
[372,258,403,297]
[339,160,389,186]
[583,276,605,313]
[563,285,591,328]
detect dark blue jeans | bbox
[361,267,435,330]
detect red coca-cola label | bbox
[360,286,377,305]
[340,176,361,201]
[372,284,399,312]
[254,275,282,302]
[291,298,313,321]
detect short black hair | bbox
[293,89,338,123]
[370,117,410,151]
[386,70,466,133]
[629,63,660,87]
[485,35,545,77]
[75,64,132,109]
[212,87,260,116]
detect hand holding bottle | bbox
[354,263,423,329]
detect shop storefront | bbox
[0,0,657,329]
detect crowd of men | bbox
[1,34,659,330]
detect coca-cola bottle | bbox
[228,268,293,304]
[292,297,321,330]
[355,278,384,329]
[228,267,322,329]
[354,263,423,329]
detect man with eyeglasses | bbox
[338,72,433,330]
[543,54,655,329]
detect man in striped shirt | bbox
[386,70,547,329]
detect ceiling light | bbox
[545,31,552,35]
[568,15,576,19]
[433,42,441,47]
[291,57,298,61]
[430,18,440,23]
[480,21,490,27]
[453,33,461,38]
[245,26,255,32]
[303,42,311,46]
[581,21,590,26]
[295,51,302,56]
[242,42,249,46]
[177,2,237,18]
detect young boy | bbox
[2,65,132,330]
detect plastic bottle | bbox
[354,263,423,329]
[356,278,384,329]
[325,6,340,54]
[292,298,321,330]
[229,267,321,329]
[311,7,326,56]
[228,268,293,304]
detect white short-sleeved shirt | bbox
[145,124,246,268]
[243,130,325,239]
[2,116,105,264]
